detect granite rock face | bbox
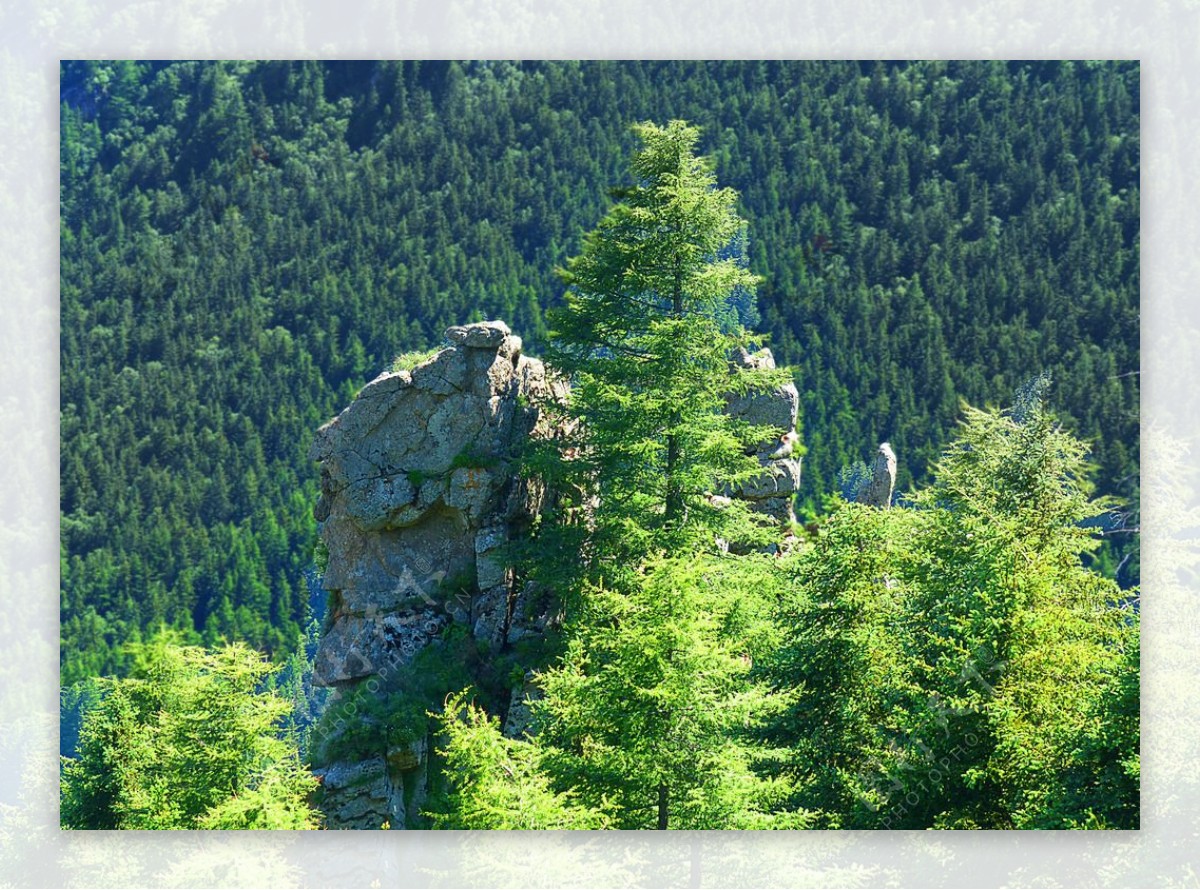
[726,346,803,524]
[309,321,565,827]
[311,320,562,683]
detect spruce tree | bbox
[430,693,611,830]
[531,553,803,829]
[436,120,801,830]
[898,404,1139,829]
[760,401,1139,829]
[537,119,791,583]
[60,635,319,829]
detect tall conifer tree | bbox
[440,121,801,830]
[537,119,790,583]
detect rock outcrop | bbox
[308,321,564,827]
[856,442,897,508]
[311,320,562,684]
[307,322,803,828]
[726,346,803,524]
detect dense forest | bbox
[60,116,1139,831]
[59,60,1139,702]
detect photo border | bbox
[5,3,1186,885]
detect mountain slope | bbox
[59,60,1139,682]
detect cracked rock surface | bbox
[308,321,564,828]
[308,323,802,827]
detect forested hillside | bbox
[59,60,1139,685]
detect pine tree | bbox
[60,634,319,829]
[537,119,791,584]
[434,120,802,831]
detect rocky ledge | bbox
[307,321,801,828]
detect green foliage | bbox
[428,692,611,830]
[1038,627,1139,829]
[60,635,320,829]
[449,443,500,472]
[414,116,1135,832]
[308,621,477,769]
[268,616,329,761]
[57,61,1138,831]
[433,127,808,830]
[391,347,440,373]
[60,676,105,759]
[426,554,810,831]
[60,60,1139,688]
[537,120,791,580]
[760,402,1139,829]
[532,554,809,829]
[309,682,428,768]
[899,404,1138,829]
[760,502,921,827]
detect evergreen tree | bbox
[430,693,610,830]
[536,119,790,582]
[57,64,1140,830]
[60,634,319,829]
[436,120,801,831]
[898,403,1138,829]
[531,554,803,829]
[761,401,1139,829]
[760,502,920,827]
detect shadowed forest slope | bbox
[59,60,1139,684]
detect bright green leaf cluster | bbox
[61,635,320,830]
[759,402,1139,829]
